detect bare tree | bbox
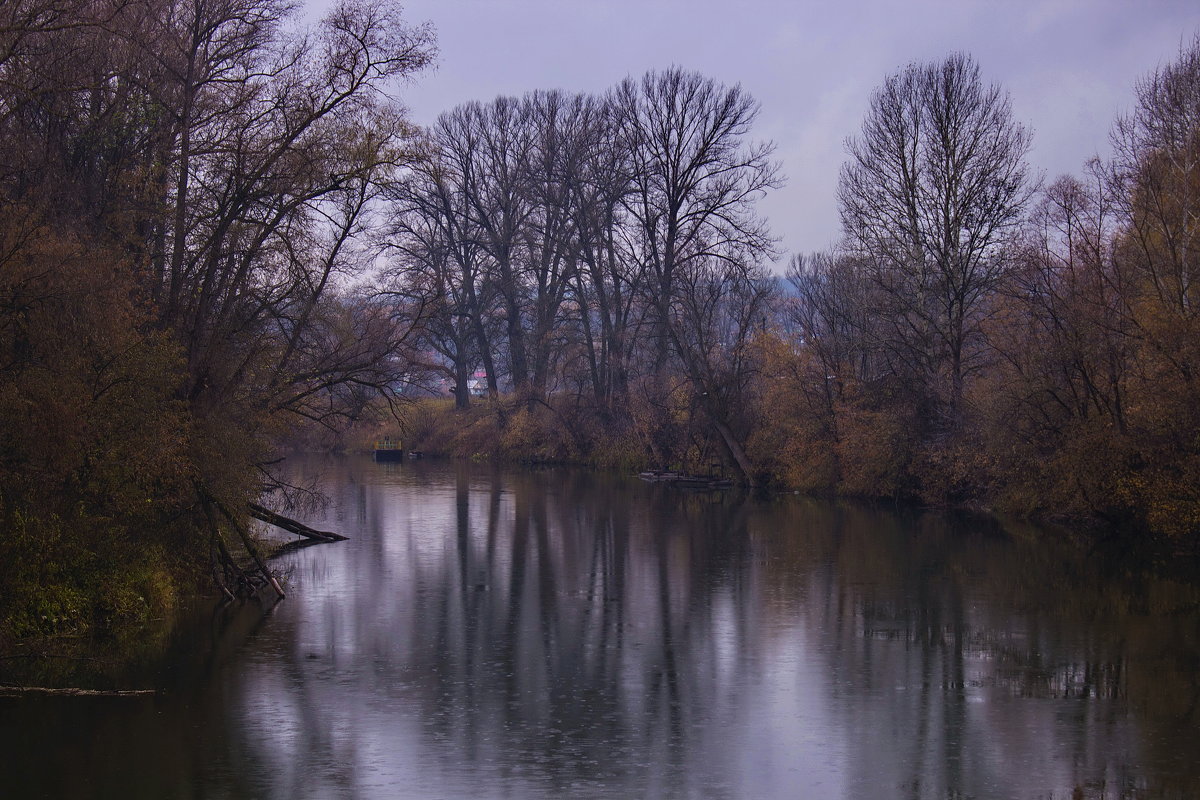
[838,52,1033,423]
[518,89,599,398]
[670,251,774,480]
[412,90,630,407]
[1110,33,1200,338]
[786,252,883,421]
[86,0,433,465]
[1002,169,1130,435]
[434,98,536,396]
[614,67,781,480]
[568,96,643,407]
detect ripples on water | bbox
[2,456,1200,799]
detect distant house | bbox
[467,371,489,398]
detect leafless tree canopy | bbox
[385,68,781,480]
[838,52,1034,421]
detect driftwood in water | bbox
[214,502,285,599]
[198,491,343,602]
[637,471,733,490]
[0,685,156,698]
[198,487,285,601]
[269,538,326,559]
[247,503,347,542]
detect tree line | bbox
[393,41,1200,545]
[386,69,780,480]
[767,43,1200,539]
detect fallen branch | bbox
[247,503,347,542]
[0,685,157,698]
[203,498,237,602]
[215,502,286,600]
[270,539,327,559]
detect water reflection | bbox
[3,457,1199,799]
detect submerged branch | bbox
[214,502,286,600]
[247,503,348,542]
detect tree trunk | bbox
[247,503,347,542]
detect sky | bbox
[328,0,1200,268]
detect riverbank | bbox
[367,396,1196,557]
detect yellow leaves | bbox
[1114,461,1200,541]
[0,199,205,639]
[834,405,916,499]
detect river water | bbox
[3,456,1200,799]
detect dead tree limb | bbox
[0,685,157,697]
[202,498,237,602]
[247,503,347,541]
[214,502,286,600]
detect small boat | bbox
[373,436,404,461]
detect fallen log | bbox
[269,539,327,559]
[215,503,286,600]
[247,503,347,542]
[0,685,157,698]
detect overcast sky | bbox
[345,0,1200,268]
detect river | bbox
[2,456,1199,799]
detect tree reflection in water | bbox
[4,456,1196,799]
[213,458,1197,800]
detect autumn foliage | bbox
[410,42,1200,551]
[0,0,434,640]
[744,43,1200,545]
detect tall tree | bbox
[438,98,535,396]
[518,90,596,398]
[568,96,642,407]
[146,0,434,408]
[387,154,490,408]
[838,52,1033,423]
[614,67,781,480]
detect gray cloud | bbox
[324,0,1200,267]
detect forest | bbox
[0,0,1197,641]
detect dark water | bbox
[3,457,1200,799]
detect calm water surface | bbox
[3,456,1200,799]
